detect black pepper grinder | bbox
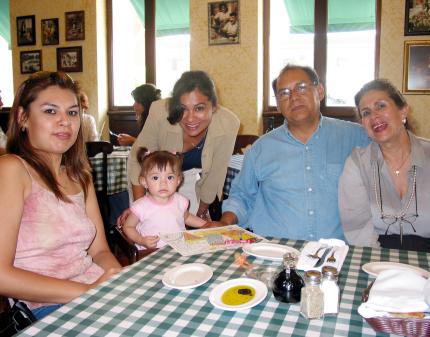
[272,252,304,303]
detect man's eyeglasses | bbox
[374,164,418,245]
[276,81,317,102]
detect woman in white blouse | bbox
[339,79,430,252]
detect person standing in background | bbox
[79,91,99,142]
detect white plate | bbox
[242,242,300,261]
[362,262,430,278]
[162,263,213,289]
[209,278,268,311]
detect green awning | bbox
[130,0,189,36]
[285,0,376,33]
[0,0,11,48]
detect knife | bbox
[313,247,332,268]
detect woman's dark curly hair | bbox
[167,71,217,124]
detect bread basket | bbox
[361,282,430,336]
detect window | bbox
[0,0,13,107]
[108,0,190,109]
[265,0,380,118]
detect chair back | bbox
[86,141,114,244]
[233,134,259,154]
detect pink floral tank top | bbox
[14,158,104,309]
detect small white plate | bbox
[242,242,300,261]
[209,278,268,311]
[162,263,213,289]
[362,262,430,278]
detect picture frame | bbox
[41,18,59,45]
[403,40,430,93]
[20,50,42,74]
[57,46,83,72]
[405,0,430,35]
[65,11,85,41]
[16,15,36,46]
[208,1,240,45]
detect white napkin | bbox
[296,239,349,272]
[358,269,429,318]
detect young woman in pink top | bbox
[0,71,122,320]
[122,147,207,250]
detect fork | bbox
[327,249,336,263]
[307,246,325,259]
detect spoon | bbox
[327,249,336,263]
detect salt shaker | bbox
[321,266,339,315]
[300,270,324,319]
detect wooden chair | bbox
[112,225,157,265]
[86,141,114,246]
[233,134,259,154]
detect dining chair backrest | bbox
[233,134,259,154]
[86,141,114,245]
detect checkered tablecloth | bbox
[18,238,430,336]
[89,150,129,195]
[223,155,243,197]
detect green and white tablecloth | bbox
[18,238,430,336]
[89,150,129,195]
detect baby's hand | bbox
[141,235,159,249]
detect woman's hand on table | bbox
[91,267,122,288]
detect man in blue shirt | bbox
[219,65,370,240]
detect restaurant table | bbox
[89,146,130,196]
[18,238,430,336]
[223,154,243,197]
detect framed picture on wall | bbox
[20,50,42,74]
[208,1,240,45]
[41,18,59,45]
[403,40,430,93]
[16,15,36,46]
[405,0,430,35]
[57,46,83,72]
[65,11,85,41]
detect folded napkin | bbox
[296,239,349,272]
[358,269,429,318]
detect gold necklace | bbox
[389,151,411,176]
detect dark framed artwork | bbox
[403,40,430,93]
[208,1,240,45]
[65,11,85,41]
[16,15,36,46]
[57,46,83,72]
[20,50,42,74]
[405,0,430,35]
[41,18,59,45]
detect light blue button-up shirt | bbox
[223,116,370,240]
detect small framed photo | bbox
[16,15,36,46]
[403,40,430,93]
[405,0,430,35]
[208,1,240,45]
[41,18,59,45]
[20,50,42,74]
[57,46,83,72]
[65,11,85,41]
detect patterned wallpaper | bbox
[190,0,263,135]
[10,0,108,136]
[380,0,430,138]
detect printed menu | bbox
[159,225,266,256]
